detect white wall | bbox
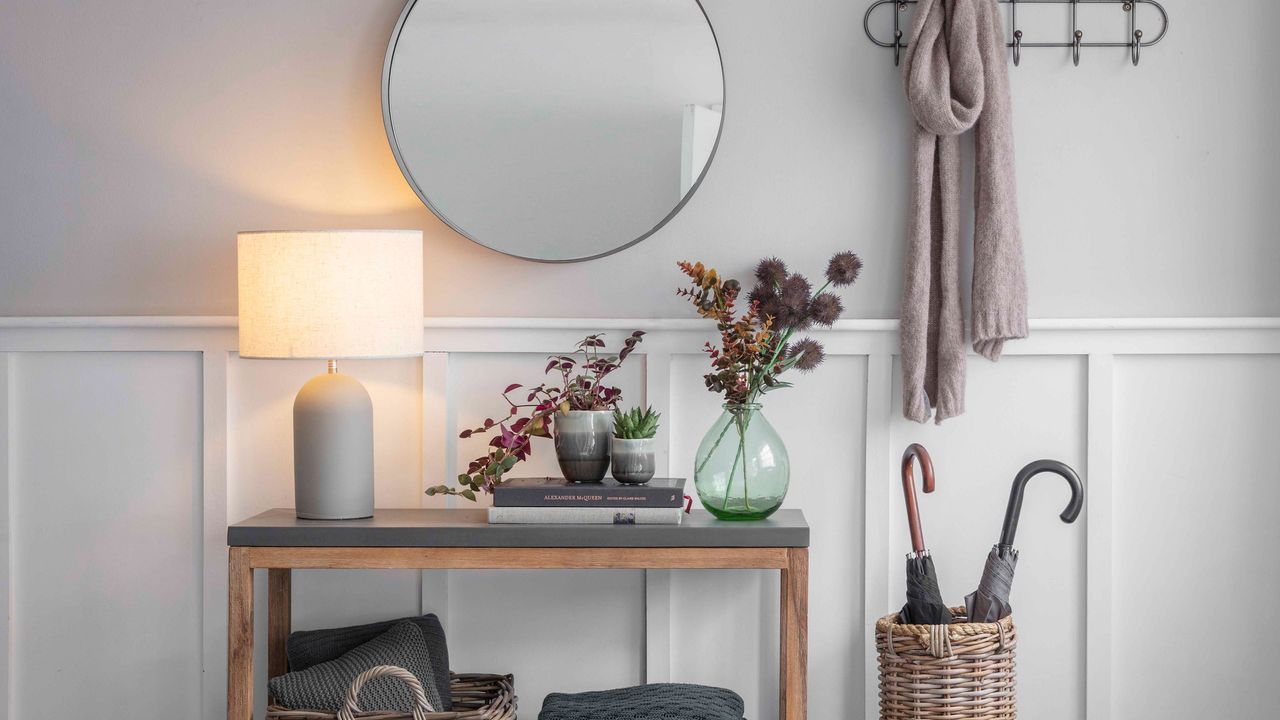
[4,318,1280,720]
[3,1,1280,719]
[2,0,1279,318]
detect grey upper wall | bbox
[1,0,1278,319]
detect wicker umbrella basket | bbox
[267,667,517,720]
[876,607,1017,720]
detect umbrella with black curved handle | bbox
[965,459,1085,623]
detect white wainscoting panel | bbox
[0,353,11,716]
[448,569,646,698]
[227,355,425,522]
[7,351,202,719]
[774,356,867,719]
[667,354,869,720]
[442,353,647,707]
[1,318,1278,720]
[888,356,1089,720]
[227,355,425,718]
[1112,355,1280,720]
[667,354,772,718]
[447,352,645,485]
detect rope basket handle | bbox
[336,665,436,720]
[884,620,955,659]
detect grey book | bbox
[487,506,684,525]
[492,476,686,508]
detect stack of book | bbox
[487,476,688,525]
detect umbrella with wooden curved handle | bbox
[901,442,935,556]
[898,443,952,625]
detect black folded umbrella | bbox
[964,544,1017,623]
[965,459,1085,622]
[898,444,953,625]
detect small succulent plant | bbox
[612,406,660,439]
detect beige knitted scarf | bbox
[900,0,1028,424]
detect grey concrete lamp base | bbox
[293,363,374,520]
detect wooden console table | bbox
[227,508,809,719]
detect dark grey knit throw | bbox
[540,683,745,720]
[287,614,451,710]
[269,621,443,713]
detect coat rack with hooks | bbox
[863,0,1169,67]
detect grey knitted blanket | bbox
[539,684,744,720]
[269,621,443,713]
[287,614,452,710]
[900,0,1028,424]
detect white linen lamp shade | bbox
[237,230,424,519]
[237,230,424,359]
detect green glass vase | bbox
[694,403,790,520]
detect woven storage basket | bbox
[267,667,517,720]
[876,607,1017,720]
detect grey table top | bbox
[228,508,809,548]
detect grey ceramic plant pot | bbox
[553,410,614,482]
[610,437,656,484]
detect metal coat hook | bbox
[893,2,905,66]
[1070,0,1082,66]
[863,0,1170,68]
[1010,0,1021,66]
[1126,0,1143,66]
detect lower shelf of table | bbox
[227,545,809,719]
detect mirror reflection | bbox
[384,0,725,261]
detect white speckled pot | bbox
[553,410,614,482]
[610,437,656,484]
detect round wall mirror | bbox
[383,0,725,262]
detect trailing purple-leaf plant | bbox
[427,331,645,499]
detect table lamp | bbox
[237,230,423,520]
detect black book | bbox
[493,477,687,508]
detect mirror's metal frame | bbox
[381,0,726,263]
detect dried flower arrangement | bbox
[677,250,862,405]
[426,331,645,499]
[677,251,862,517]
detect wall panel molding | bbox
[860,353,894,720]
[4,316,1280,331]
[1,353,12,719]
[2,318,1279,719]
[201,349,231,718]
[1085,354,1115,720]
[643,351,674,685]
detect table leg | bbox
[228,547,254,720]
[268,569,292,679]
[780,547,808,720]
